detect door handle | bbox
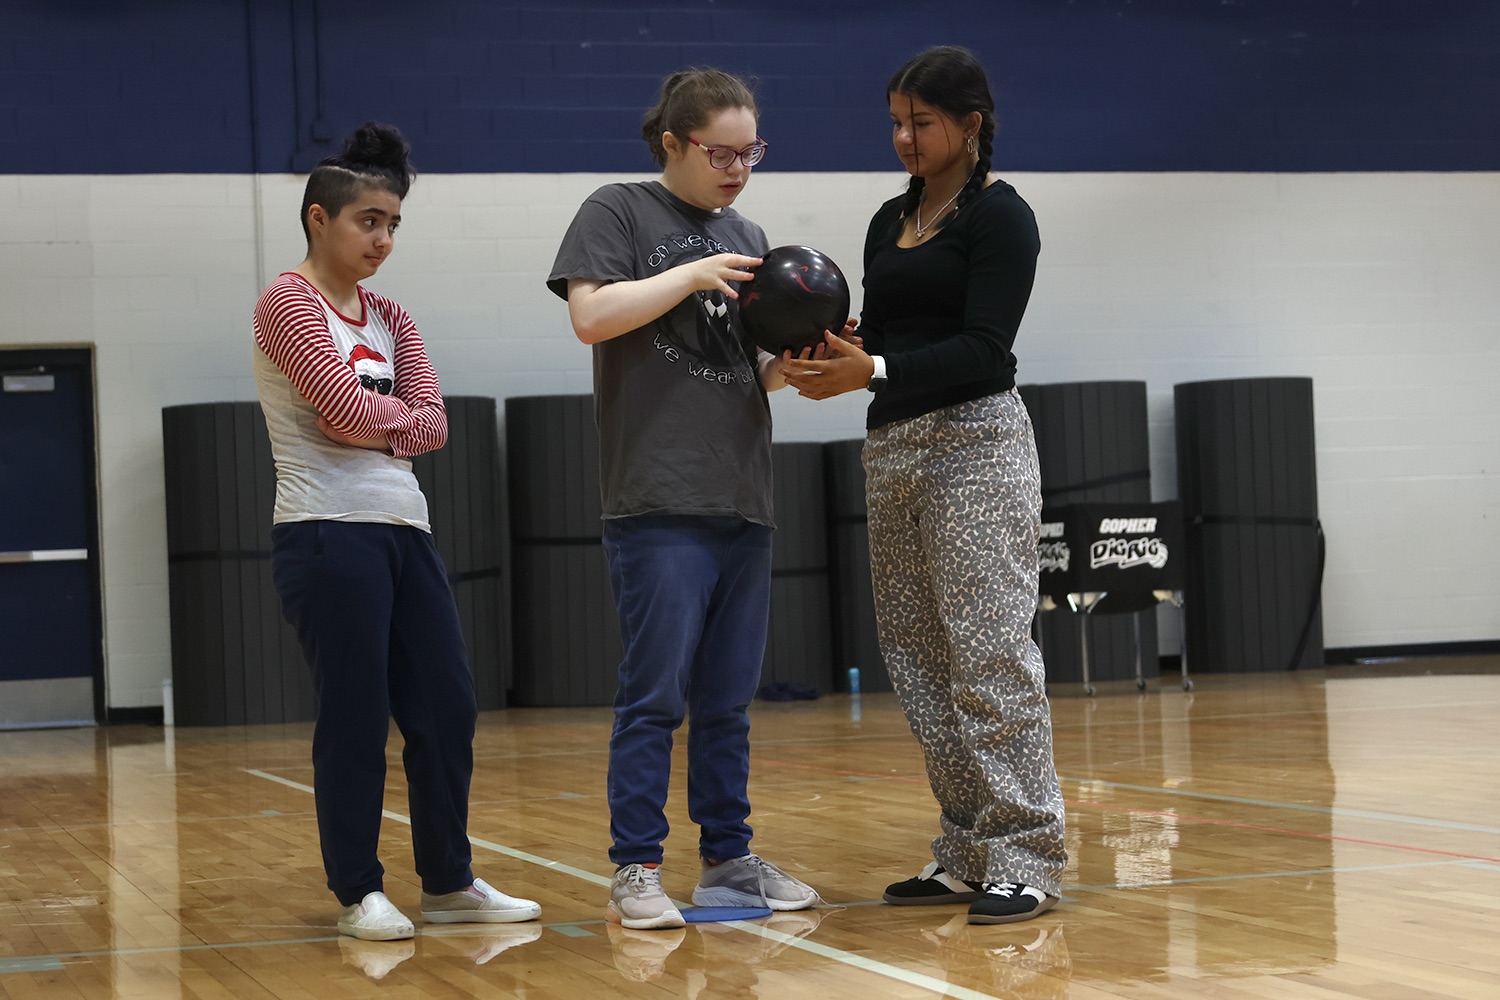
[0,549,89,564]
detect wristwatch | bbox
[867,355,888,392]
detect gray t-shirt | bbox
[548,181,774,525]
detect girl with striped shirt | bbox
[253,122,540,941]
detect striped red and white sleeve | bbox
[366,291,448,458]
[252,275,432,458]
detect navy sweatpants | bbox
[271,520,477,906]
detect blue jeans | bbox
[271,520,478,905]
[602,515,772,867]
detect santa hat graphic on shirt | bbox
[348,344,394,395]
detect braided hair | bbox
[886,46,996,236]
[299,122,416,241]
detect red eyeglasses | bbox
[686,136,769,169]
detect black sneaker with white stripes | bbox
[966,882,1058,924]
[882,861,984,905]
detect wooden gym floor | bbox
[3,657,1499,999]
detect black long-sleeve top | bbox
[860,179,1040,430]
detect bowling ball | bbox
[737,245,851,356]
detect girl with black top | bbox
[782,46,1067,925]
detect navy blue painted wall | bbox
[3,0,1497,174]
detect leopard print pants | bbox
[864,389,1067,896]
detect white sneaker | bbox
[337,891,415,941]
[421,877,541,923]
[608,863,685,930]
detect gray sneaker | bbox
[692,854,820,911]
[608,864,686,930]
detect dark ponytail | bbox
[299,122,417,240]
[886,46,996,235]
[641,68,757,167]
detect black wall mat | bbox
[410,396,509,710]
[763,443,835,692]
[505,395,619,706]
[507,394,605,543]
[503,396,841,705]
[1019,382,1159,685]
[509,542,621,706]
[163,397,507,725]
[824,439,891,693]
[1174,377,1324,673]
[162,402,313,726]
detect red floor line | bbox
[752,756,1500,865]
[1069,797,1500,864]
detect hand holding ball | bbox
[737,245,851,356]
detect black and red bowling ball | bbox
[737,245,851,356]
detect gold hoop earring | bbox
[966,134,977,155]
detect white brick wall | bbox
[1,170,1496,707]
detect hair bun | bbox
[339,121,411,173]
[315,121,416,199]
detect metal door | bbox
[0,349,102,728]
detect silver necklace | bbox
[914,186,963,239]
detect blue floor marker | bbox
[679,905,773,923]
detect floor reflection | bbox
[3,663,1498,998]
[1057,673,1339,985]
[605,922,686,982]
[923,914,1071,998]
[338,937,414,980]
